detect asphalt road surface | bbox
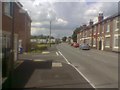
[56,43,118,88]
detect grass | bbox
[30,44,48,53]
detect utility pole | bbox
[49,21,51,47]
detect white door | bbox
[101,38,104,50]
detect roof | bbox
[15,2,23,8]
[81,12,120,32]
[93,12,120,26]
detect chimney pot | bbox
[98,13,104,22]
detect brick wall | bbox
[14,3,31,52]
[2,3,12,33]
[2,2,31,52]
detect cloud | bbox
[20,1,118,38]
[56,18,68,25]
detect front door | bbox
[99,40,102,50]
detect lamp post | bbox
[47,14,52,47]
[49,20,51,47]
[47,12,56,47]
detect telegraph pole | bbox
[49,21,51,47]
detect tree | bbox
[72,26,83,42]
[72,27,80,42]
[31,35,55,39]
[62,36,67,42]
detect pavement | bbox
[2,45,94,89]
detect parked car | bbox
[73,43,79,48]
[79,44,90,50]
[71,43,74,46]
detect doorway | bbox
[99,40,102,50]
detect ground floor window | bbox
[93,38,96,47]
[2,34,11,78]
[114,35,120,48]
[105,37,110,48]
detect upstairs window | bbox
[4,2,13,17]
[102,23,104,33]
[106,23,110,32]
[97,24,100,34]
[94,26,96,34]
[116,17,120,31]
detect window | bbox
[4,2,13,17]
[116,17,120,31]
[90,29,92,36]
[98,24,100,34]
[94,26,96,34]
[115,37,118,47]
[114,36,120,48]
[105,37,110,47]
[106,23,110,32]
[93,38,96,47]
[102,23,104,33]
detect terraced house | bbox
[1,2,31,82]
[77,13,120,52]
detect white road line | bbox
[56,52,59,56]
[58,50,96,88]
[58,51,71,64]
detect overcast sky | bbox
[19,0,119,38]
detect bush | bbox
[37,44,48,51]
[30,43,48,53]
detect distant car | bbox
[79,44,90,50]
[73,43,79,48]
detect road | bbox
[56,43,118,88]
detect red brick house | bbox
[77,13,120,52]
[77,21,93,46]
[14,3,32,52]
[96,13,120,52]
[2,2,31,81]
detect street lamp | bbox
[49,20,51,47]
[47,14,52,47]
[47,11,56,47]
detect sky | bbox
[18,0,119,38]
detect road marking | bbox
[58,50,96,88]
[33,59,44,62]
[58,51,71,64]
[52,62,62,67]
[56,52,59,56]
[70,64,96,88]
[42,51,50,54]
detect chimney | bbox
[98,13,104,22]
[89,19,93,26]
[83,24,86,29]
